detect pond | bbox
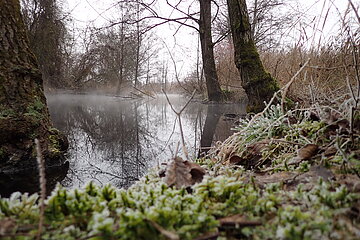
[2,93,246,195]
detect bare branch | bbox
[281,58,311,113]
[35,139,45,240]
[162,89,197,160]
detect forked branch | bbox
[162,89,197,160]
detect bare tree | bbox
[107,0,224,101]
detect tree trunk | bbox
[0,0,68,171]
[117,21,125,95]
[227,0,278,112]
[199,0,223,102]
[134,3,141,88]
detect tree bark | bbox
[227,0,278,112]
[199,0,223,102]
[0,0,68,171]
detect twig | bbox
[281,58,311,113]
[35,139,46,240]
[162,89,197,160]
[133,86,156,99]
[348,0,360,24]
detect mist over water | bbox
[47,93,246,189]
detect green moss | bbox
[48,134,61,154]
[0,174,358,239]
[0,108,16,119]
[47,128,65,156]
[236,40,279,113]
[24,96,45,122]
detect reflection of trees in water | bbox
[47,94,246,190]
[47,94,207,189]
[199,103,247,156]
[48,95,152,189]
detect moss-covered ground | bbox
[0,104,359,240]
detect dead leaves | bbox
[228,140,270,169]
[227,139,322,170]
[244,165,335,191]
[288,144,319,165]
[162,157,206,189]
[297,144,318,160]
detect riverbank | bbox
[0,102,359,239]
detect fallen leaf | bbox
[185,161,206,185]
[163,157,206,188]
[248,140,270,155]
[297,144,318,160]
[229,140,270,169]
[245,172,297,189]
[148,220,179,240]
[245,166,335,191]
[229,154,243,165]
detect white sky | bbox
[64,0,357,79]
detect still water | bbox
[47,94,246,189]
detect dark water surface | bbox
[44,94,246,189]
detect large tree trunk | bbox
[199,0,223,102]
[227,0,278,112]
[0,0,68,172]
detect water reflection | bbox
[0,162,69,197]
[199,104,245,156]
[47,94,246,189]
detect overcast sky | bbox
[64,0,357,79]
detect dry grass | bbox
[213,0,360,106]
[261,42,359,105]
